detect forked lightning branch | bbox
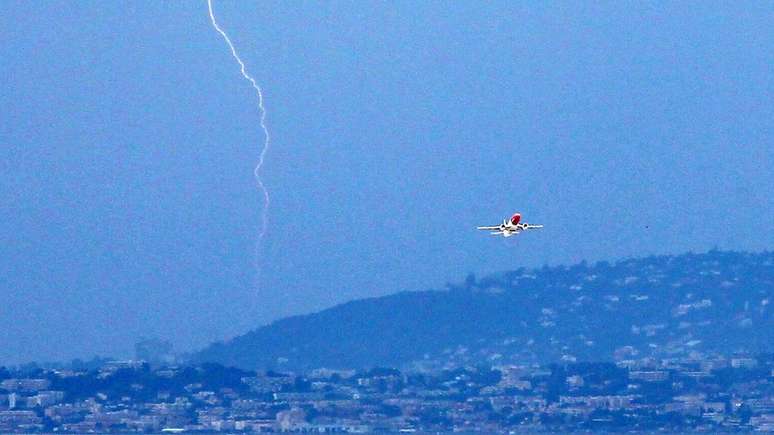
[206,0,271,242]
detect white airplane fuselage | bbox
[494,220,533,237]
[477,213,543,237]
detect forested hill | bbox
[193,251,773,371]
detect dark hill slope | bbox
[194,251,773,371]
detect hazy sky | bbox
[1,1,772,364]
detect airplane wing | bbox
[477,226,501,230]
[525,224,544,229]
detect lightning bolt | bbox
[207,0,270,244]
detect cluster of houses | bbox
[0,352,772,432]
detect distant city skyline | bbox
[2,352,773,432]
[1,1,772,364]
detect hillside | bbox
[193,250,773,371]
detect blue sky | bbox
[1,1,772,364]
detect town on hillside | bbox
[1,352,773,432]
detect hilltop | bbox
[193,250,773,371]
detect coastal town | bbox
[1,352,772,432]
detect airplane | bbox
[477,212,543,237]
